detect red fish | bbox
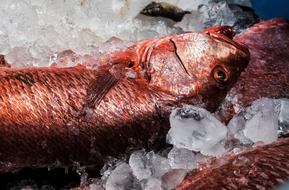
[215,18,289,123]
[0,29,249,173]
[177,137,289,189]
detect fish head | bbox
[144,30,249,111]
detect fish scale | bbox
[0,67,174,171]
[0,29,249,175]
[177,137,289,190]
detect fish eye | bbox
[212,66,229,83]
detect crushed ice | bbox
[1,0,281,189]
[95,98,288,190]
[0,0,257,67]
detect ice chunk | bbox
[161,169,187,190]
[167,105,227,156]
[176,0,259,33]
[200,142,226,156]
[149,152,171,179]
[228,114,254,145]
[105,162,134,190]
[243,110,278,144]
[5,47,34,67]
[141,178,162,190]
[49,49,81,68]
[129,150,152,180]
[176,1,236,32]
[228,98,284,145]
[278,100,289,135]
[129,150,170,180]
[167,147,197,170]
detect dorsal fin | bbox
[86,69,120,108]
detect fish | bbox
[0,28,249,173]
[141,2,190,22]
[176,137,289,190]
[214,18,289,123]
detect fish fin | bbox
[86,69,119,108]
[202,26,235,39]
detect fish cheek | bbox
[148,50,193,96]
[197,78,229,111]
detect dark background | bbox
[251,0,289,19]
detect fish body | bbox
[0,30,249,172]
[215,18,289,123]
[177,137,289,189]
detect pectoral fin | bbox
[86,69,119,108]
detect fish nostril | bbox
[127,61,134,68]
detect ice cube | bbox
[167,147,197,170]
[161,169,187,190]
[243,110,278,144]
[228,98,280,145]
[141,178,162,190]
[105,162,134,190]
[278,99,289,135]
[176,0,258,33]
[129,150,152,180]
[167,105,227,156]
[129,150,170,180]
[149,152,171,179]
[227,114,254,145]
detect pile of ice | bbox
[0,0,257,68]
[92,98,289,190]
[0,0,179,67]
[176,0,259,33]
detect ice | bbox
[98,99,289,189]
[105,162,135,190]
[228,98,289,145]
[176,1,236,32]
[278,100,289,135]
[0,0,258,67]
[167,105,227,156]
[129,150,171,180]
[0,0,186,67]
[141,178,162,190]
[243,109,278,144]
[175,0,258,33]
[167,147,197,170]
[129,151,152,181]
[161,169,188,190]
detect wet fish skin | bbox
[0,66,173,172]
[215,18,289,123]
[96,30,249,111]
[177,137,289,190]
[0,31,249,172]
